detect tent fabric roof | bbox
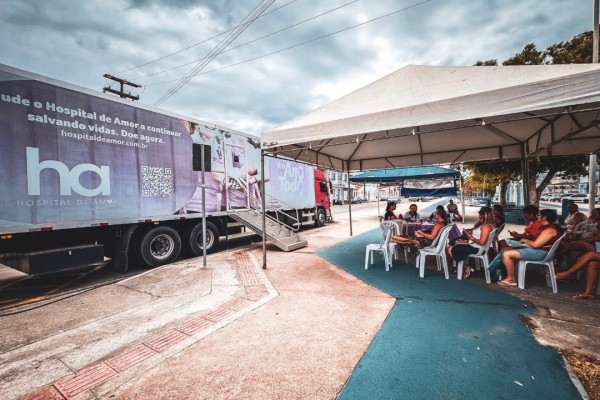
[262,64,600,171]
[350,166,460,182]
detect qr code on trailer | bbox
[141,166,173,197]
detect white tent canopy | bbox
[262,64,600,171]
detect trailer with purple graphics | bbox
[0,64,331,274]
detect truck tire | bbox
[184,221,220,256]
[315,208,326,227]
[138,226,181,268]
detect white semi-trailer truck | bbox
[0,64,331,274]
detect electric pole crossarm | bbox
[103,74,141,101]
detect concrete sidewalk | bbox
[2,199,598,399]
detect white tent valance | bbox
[262,64,600,171]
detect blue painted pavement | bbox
[316,228,580,400]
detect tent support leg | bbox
[261,149,267,269]
[521,144,531,206]
[348,163,353,236]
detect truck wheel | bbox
[138,226,181,268]
[315,208,326,227]
[185,221,220,256]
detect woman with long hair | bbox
[391,209,447,248]
[384,201,398,220]
[447,208,495,279]
[497,209,563,287]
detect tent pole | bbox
[521,143,531,206]
[460,175,465,223]
[261,149,267,269]
[589,154,597,215]
[347,162,353,236]
[594,0,599,64]
[377,181,381,216]
[592,0,599,213]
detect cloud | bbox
[0,0,593,136]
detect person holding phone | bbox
[447,208,495,279]
[499,205,542,250]
[497,209,563,287]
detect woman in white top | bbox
[447,208,495,279]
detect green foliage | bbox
[473,59,498,66]
[503,43,544,65]
[545,31,593,64]
[468,30,597,204]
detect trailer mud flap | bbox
[113,225,139,272]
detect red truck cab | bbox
[313,170,332,225]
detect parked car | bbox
[386,196,401,203]
[466,197,489,207]
[564,193,600,204]
[351,197,367,204]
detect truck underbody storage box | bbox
[6,244,104,275]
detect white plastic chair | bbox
[456,227,498,283]
[395,219,409,236]
[516,232,566,293]
[491,223,505,252]
[385,220,410,262]
[415,225,453,279]
[365,226,394,271]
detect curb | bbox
[23,251,278,400]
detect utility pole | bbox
[589,0,599,210]
[103,74,141,101]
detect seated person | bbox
[403,203,421,222]
[564,202,587,234]
[492,204,506,228]
[556,207,600,267]
[447,208,495,279]
[448,206,491,246]
[555,251,599,300]
[495,209,563,287]
[428,205,445,222]
[392,209,447,248]
[500,205,541,250]
[446,199,462,221]
[384,201,398,221]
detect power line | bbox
[153,0,277,106]
[135,0,359,81]
[146,0,433,88]
[116,0,300,76]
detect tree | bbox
[470,31,596,206]
[545,31,593,64]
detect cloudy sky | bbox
[0,0,594,137]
